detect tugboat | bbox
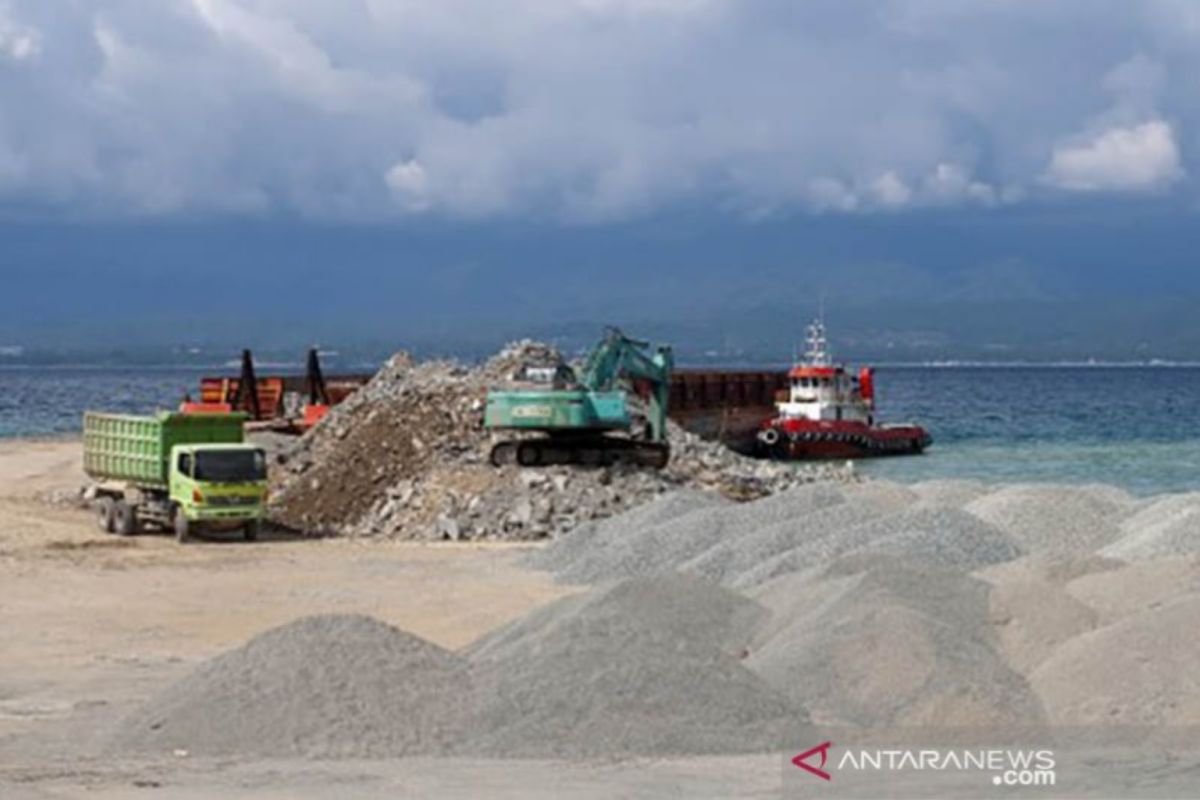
[757,319,931,459]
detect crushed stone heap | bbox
[112,584,813,760]
[109,615,472,758]
[270,341,853,540]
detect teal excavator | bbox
[484,328,674,469]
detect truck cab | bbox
[168,443,268,542]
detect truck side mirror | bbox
[178,453,192,476]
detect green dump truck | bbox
[83,411,267,543]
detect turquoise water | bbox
[857,366,1200,495]
[858,437,1200,495]
[3,365,1200,495]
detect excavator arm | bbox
[578,328,673,443]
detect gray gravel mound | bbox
[851,507,1023,569]
[110,615,470,758]
[838,480,920,512]
[111,581,812,762]
[464,576,809,757]
[746,562,1046,728]
[540,482,851,584]
[466,574,766,662]
[680,501,890,584]
[1101,492,1200,562]
[731,506,1021,590]
[1031,594,1200,726]
[965,485,1128,557]
[523,489,729,574]
[1102,513,1200,561]
[549,506,747,584]
[910,479,990,508]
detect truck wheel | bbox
[174,511,190,544]
[243,520,261,542]
[96,497,115,533]
[113,501,138,536]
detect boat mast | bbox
[805,318,831,366]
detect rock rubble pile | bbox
[270,341,853,540]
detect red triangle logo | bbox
[792,741,833,781]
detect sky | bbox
[5,1,1200,362]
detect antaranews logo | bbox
[792,741,834,781]
[791,741,1056,788]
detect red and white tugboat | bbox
[757,319,931,459]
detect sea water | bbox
[857,366,1200,495]
[3,365,1200,495]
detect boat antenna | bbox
[805,316,831,366]
[801,291,830,366]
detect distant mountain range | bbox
[8,207,1200,365]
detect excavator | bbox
[484,328,674,469]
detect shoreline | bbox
[5,433,1200,500]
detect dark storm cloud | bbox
[0,0,1194,221]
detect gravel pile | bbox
[909,478,990,508]
[745,562,1046,728]
[523,489,729,575]
[110,615,471,758]
[466,574,765,662]
[964,484,1132,558]
[1100,492,1200,561]
[112,580,811,761]
[269,341,852,541]
[543,482,854,585]
[1062,557,1200,625]
[984,574,1098,674]
[111,475,1200,759]
[680,500,891,584]
[464,575,807,757]
[1030,595,1200,726]
[845,507,1024,570]
[731,508,1022,590]
[536,489,1023,591]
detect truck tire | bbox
[174,510,190,544]
[96,496,115,533]
[113,501,138,536]
[243,520,261,542]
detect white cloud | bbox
[385,159,430,211]
[871,172,913,209]
[0,1,1197,220]
[807,177,859,213]
[0,3,39,61]
[922,163,997,206]
[1043,120,1183,192]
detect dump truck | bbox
[83,411,267,543]
[484,328,674,468]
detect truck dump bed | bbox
[83,411,246,487]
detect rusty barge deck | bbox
[199,365,787,452]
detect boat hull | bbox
[757,419,931,460]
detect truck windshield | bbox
[193,449,266,482]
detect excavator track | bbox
[490,436,670,469]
